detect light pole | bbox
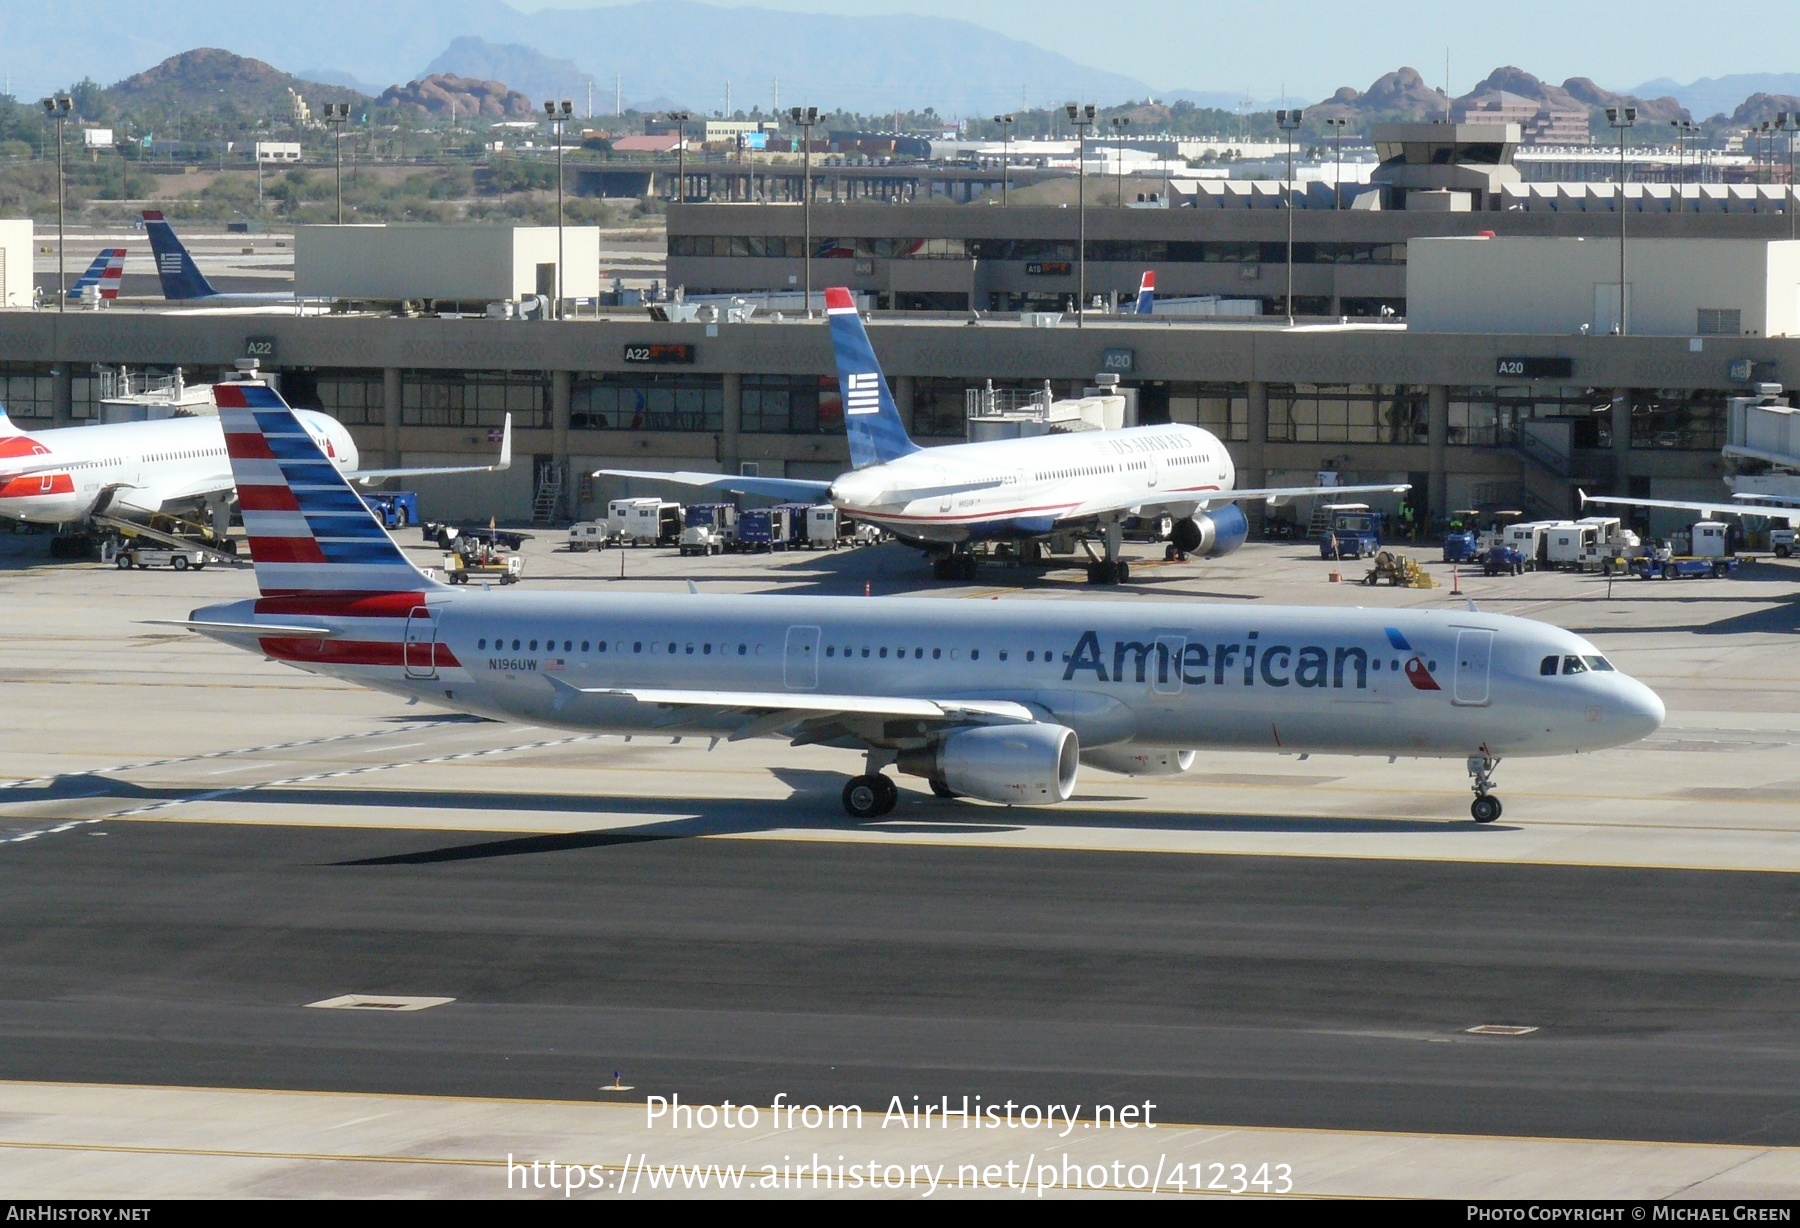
[1606,106,1636,335]
[1276,107,1304,325]
[1325,116,1347,210]
[788,105,818,315]
[323,102,350,223]
[1065,102,1095,326]
[1778,112,1796,241]
[544,99,572,318]
[41,96,71,311]
[665,110,690,204]
[992,113,1013,204]
[1110,115,1129,205]
[1670,119,1697,212]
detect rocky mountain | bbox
[2,0,1151,118]
[1730,93,1800,126]
[1558,75,1686,124]
[424,37,597,110]
[378,73,535,119]
[1631,73,1800,123]
[1309,67,1448,124]
[105,48,368,115]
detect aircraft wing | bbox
[1210,482,1411,508]
[1579,489,1800,525]
[594,468,834,502]
[348,414,511,483]
[545,679,1034,738]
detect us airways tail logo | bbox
[844,373,882,416]
[1385,627,1440,691]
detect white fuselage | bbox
[0,411,359,525]
[196,590,1664,763]
[827,423,1233,542]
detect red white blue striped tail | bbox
[217,381,436,596]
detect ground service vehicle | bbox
[1482,543,1526,576]
[360,491,419,529]
[623,501,683,547]
[1319,506,1381,561]
[116,546,208,571]
[567,522,609,551]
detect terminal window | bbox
[571,372,722,432]
[1450,387,1613,449]
[402,370,548,429]
[1268,384,1429,445]
[1167,382,1249,441]
[741,375,844,434]
[282,369,383,426]
[1629,389,1726,451]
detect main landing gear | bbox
[1467,751,1503,823]
[1083,521,1131,586]
[931,552,980,582]
[842,774,898,818]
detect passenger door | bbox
[1152,633,1185,696]
[1451,628,1493,707]
[783,624,820,690]
[403,606,438,680]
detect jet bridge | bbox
[1723,385,1800,503]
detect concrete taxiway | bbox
[1,531,1796,1197]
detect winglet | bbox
[497,412,513,471]
[1577,488,1590,506]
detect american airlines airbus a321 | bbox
[166,378,1664,823]
[0,398,509,529]
[601,286,1406,584]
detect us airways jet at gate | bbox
[600,286,1406,584]
[169,378,1663,824]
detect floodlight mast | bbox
[1066,103,1095,327]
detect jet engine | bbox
[1169,504,1249,557]
[1080,747,1196,777]
[899,723,1078,806]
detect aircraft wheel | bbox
[1165,544,1178,561]
[843,775,896,819]
[1116,560,1130,583]
[1470,795,1502,823]
[930,779,960,799]
[1087,561,1119,585]
[116,555,133,570]
[931,557,954,581]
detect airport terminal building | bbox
[0,306,1792,534]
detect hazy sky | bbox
[508,0,1800,95]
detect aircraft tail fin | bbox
[142,211,218,300]
[68,248,127,300]
[827,286,919,470]
[215,380,438,597]
[1134,270,1155,315]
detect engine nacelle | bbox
[899,723,1078,806]
[1170,504,1249,557]
[1080,746,1196,777]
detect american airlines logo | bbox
[845,372,882,416]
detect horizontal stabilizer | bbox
[143,618,337,637]
[594,468,834,502]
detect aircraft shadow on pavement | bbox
[1564,592,1800,637]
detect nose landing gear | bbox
[1467,751,1502,822]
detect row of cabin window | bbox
[479,636,761,656]
[1540,654,1616,676]
[144,447,223,464]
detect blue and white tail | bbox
[142,211,218,300]
[68,248,126,301]
[216,381,435,597]
[1133,270,1155,315]
[827,286,920,470]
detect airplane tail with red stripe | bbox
[216,380,438,597]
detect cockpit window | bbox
[1583,655,1615,672]
[1562,655,1588,675]
[1540,656,1558,676]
